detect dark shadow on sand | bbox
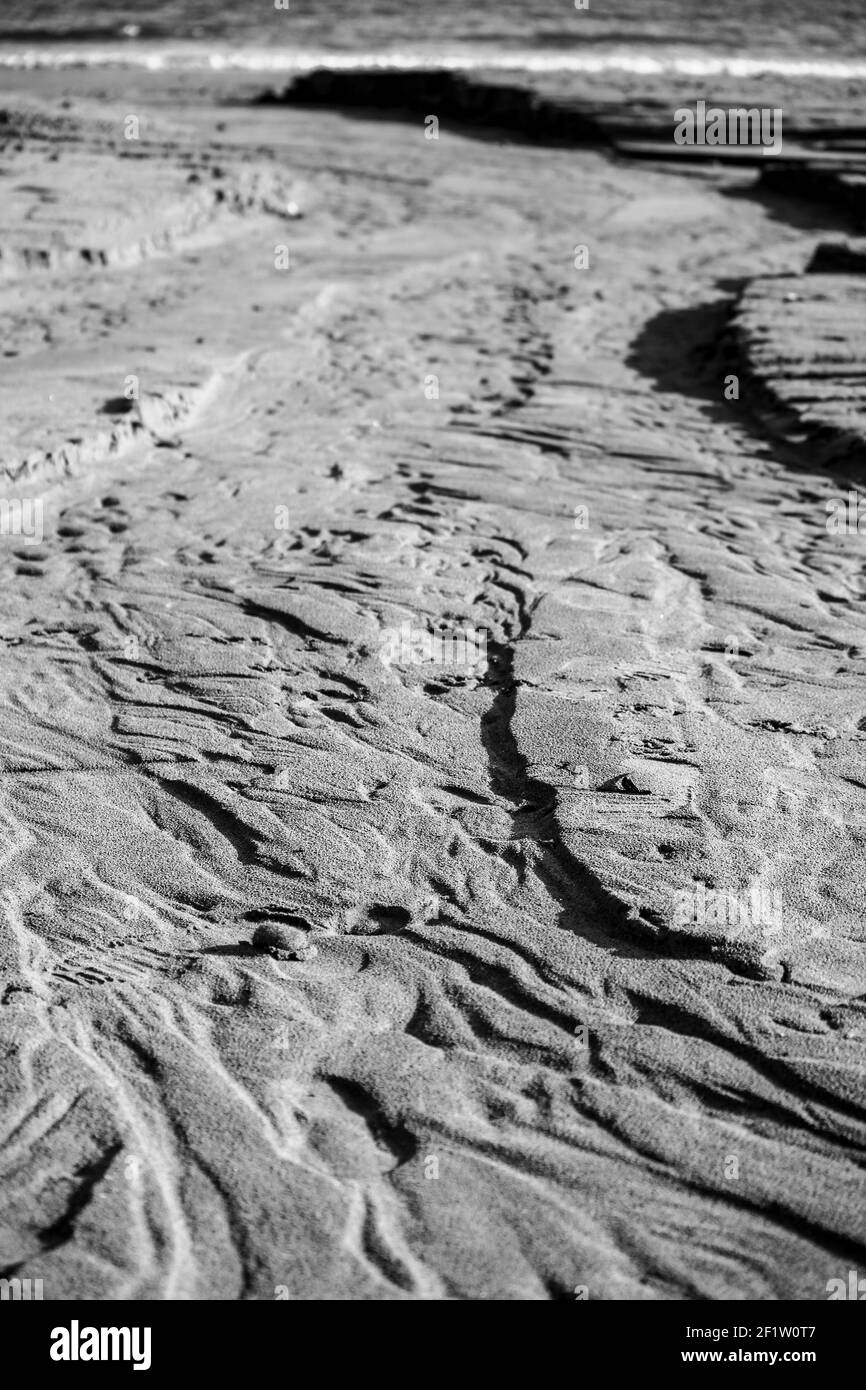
[254,69,610,150]
[627,293,866,486]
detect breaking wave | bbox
[1,45,866,78]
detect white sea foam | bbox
[1,45,865,78]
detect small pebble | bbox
[251,921,317,961]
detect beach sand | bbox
[1,67,865,1299]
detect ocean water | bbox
[0,0,863,75]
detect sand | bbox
[0,68,865,1301]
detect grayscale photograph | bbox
[0,0,864,1328]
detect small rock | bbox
[251,921,317,961]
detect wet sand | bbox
[1,68,865,1299]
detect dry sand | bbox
[0,70,865,1300]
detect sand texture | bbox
[0,76,865,1300]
